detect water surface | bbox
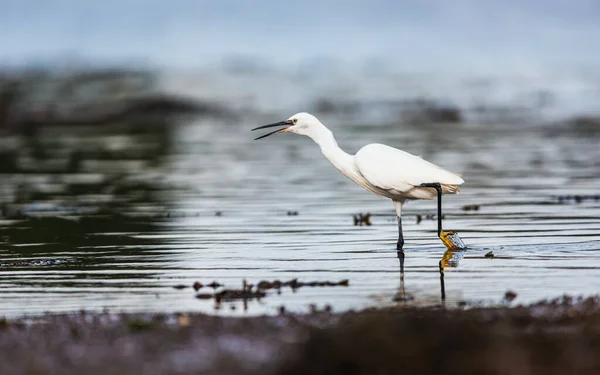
[1,118,599,317]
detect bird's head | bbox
[251,112,326,140]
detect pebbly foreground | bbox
[0,296,599,375]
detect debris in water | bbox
[172,284,188,290]
[353,212,372,226]
[288,279,348,289]
[462,204,480,211]
[189,278,350,310]
[423,214,445,220]
[286,211,298,216]
[285,279,299,288]
[504,290,518,303]
[215,289,266,302]
[556,194,600,204]
[257,281,274,290]
[214,211,222,216]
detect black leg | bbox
[396,215,404,250]
[420,183,442,236]
[396,215,405,273]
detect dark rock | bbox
[192,282,203,291]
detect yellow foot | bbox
[440,230,467,250]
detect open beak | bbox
[251,120,294,140]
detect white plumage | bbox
[251,112,465,250]
[355,143,464,200]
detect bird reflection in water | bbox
[439,247,466,302]
[394,247,467,305]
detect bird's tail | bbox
[442,184,460,194]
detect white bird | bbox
[251,112,464,262]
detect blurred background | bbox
[3,0,600,123]
[1,0,599,316]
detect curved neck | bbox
[308,126,359,183]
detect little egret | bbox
[252,112,466,269]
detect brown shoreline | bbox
[1,295,598,375]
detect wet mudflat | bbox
[1,296,599,375]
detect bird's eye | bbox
[292,118,298,124]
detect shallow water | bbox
[1,118,599,317]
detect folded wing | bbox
[355,143,464,197]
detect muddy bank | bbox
[1,296,599,375]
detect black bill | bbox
[251,120,293,140]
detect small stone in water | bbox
[353,213,372,226]
[504,290,518,303]
[257,281,273,290]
